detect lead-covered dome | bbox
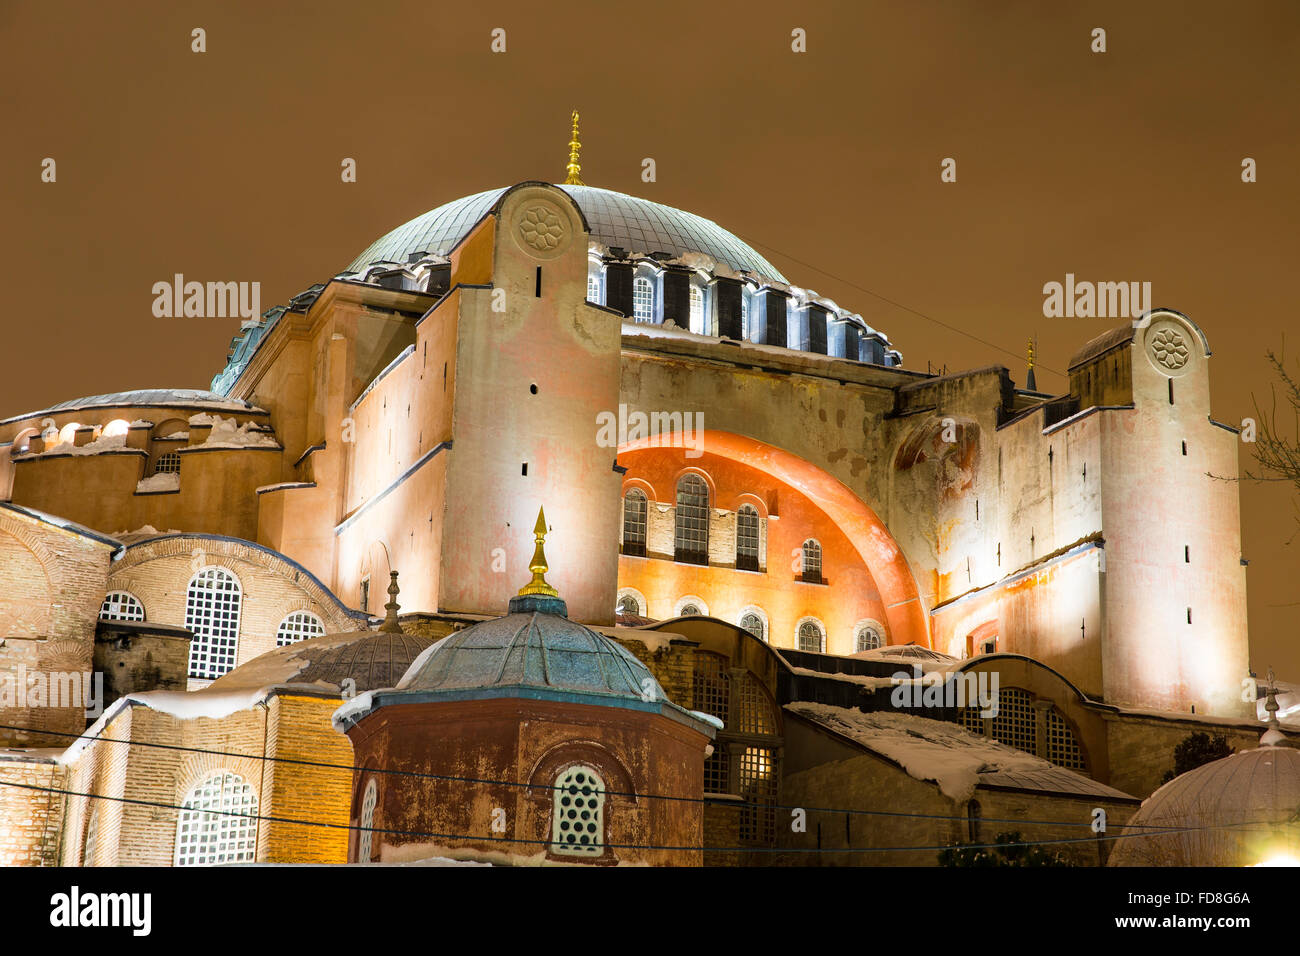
[346,184,788,284]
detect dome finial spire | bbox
[564,110,584,186]
[1261,666,1287,747]
[379,570,404,633]
[518,507,560,598]
[1026,336,1038,391]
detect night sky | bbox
[2,0,1296,675]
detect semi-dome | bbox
[208,628,436,695]
[1108,744,1300,866]
[346,184,788,284]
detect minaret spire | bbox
[518,507,560,598]
[564,110,584,186]
[1026,336,1038,391]
[378,570,404,633]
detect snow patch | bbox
[135,473,179,493]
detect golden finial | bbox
[1027,337,1036,370]
[379,570,404,633]
[564,110,584,186]
[517,507,560,598]
[1026,336,1038,391]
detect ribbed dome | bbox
[400,611,666,703]
[1108,745,1300,866]
[346,184,787,284]
[292,631,434,693]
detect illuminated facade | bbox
[0,140,1283,866]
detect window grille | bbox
[736,505,760,571]
[797,620,824,653]
[276,610,325,647]
[855,625,883,652]
[185,568,242,680]
[358,778,378,862]
[739,612,765,642]
[738,747,777,844]
[174,771,258,866]
[622,490,647,557]
[551,765,605,857]
[99,591,145,622]
[801,539,823,583]
[154,452,181,474]
[632,277,654,322]
[674,474,709,565]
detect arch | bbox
[276,610,325,646]
[619,476,658,502]
[101,419,130,438]
[57,422,80,446]
[174,770,259,866]
[853,619,885,652]
[357,776,378,862]
[736,504,762,571]
[615,587,646,617]
[674,595,708,618]
[737,606,768,643]
[99,590,145,622]
[10,427,39,456]
[620,429,928,646]
[621,487,647,557]
[185,566,243,680]
[550,764,606,857]
[800,538,823,583]
[674,472,710,565]
[795,616,825,653]
[154,417,188,439]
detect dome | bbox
[399,608,667,704]
[345,184,788,284]
[210,628,435,695]
[1108,745,1300,866]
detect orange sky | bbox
[1,0,1296,675]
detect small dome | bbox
[210,628,435,695]
[400,610,666,703]
[346,184,788,284]
[1108,746,1300,866]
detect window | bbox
[735,673,777,735]
[674,474,709,565]
[738,747,777,844]
[360,577,370,614]
[959,688,1087,772]
[741,293,750,339]
[801,539,823,584]
[551,765,605,857]
[99,591,145,622]
[679,603,702,617]
[797,620,824,653]
[586,272,601,303]
[154,452,181,475]
[855,624,883,652]
[704,747,731,795]
[689,284,705,333]
[185,567,242,680]
[358,777,378,862]
[83,808,99,867]
[615,594,640,616]
[692,653,731,726]
[174,771,258,866]
[276,610,325,647]
[739,612,766,642]
[632,276,654,322]
[622,489,647,557]
[736,505,760,571]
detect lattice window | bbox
[358,777,378,862]
[276,610,325,647]
[703,747,731,795]
[83,807,99,866]
[959,706,988,736]
[855,625,883,652]
[797,620,824,653]
[632,276,654,322]
[692,652,730,727]
[586,273,601,304]
[736,505,760,571]
[1044,708,1087,770]
[739,612,766,642]
[989,688,1037,755]
[735,673,777,735]
[174,771,258,866]
[551,765,605,857]
[154,452,181,475]
[622,489,647,557]
[738,747,777,845]
[679,604,702,617]
[616,594,640,616]
[674,473,709,565]
[801,539,823,583]
[689,284,705,333]
[185,567,242,680]
[99,591,145,622]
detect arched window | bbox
[358,777,378,862]
[276,610,325,647]
[615,594,640,616]
[958,688,1087,772]
[855,624,883,652]
[689,284,705,333]
[622,489,647,557]
[83,807,99,866]
[801,539,823,584]
[797,620,824,653]
[586,273,601,304]
[736,504,761,571]
[185,567,242,680]
[551,765,605,857]
[99,591,145,622]
[101,419,130,438]
[632,276,654,322]
[679,603,702,617]
[174,770,258,866]
[154,452,181,475]
[674,474,709,565]
[740,612,766,642]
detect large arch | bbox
[620,429,930,647]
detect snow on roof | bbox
[0,502,121,550]
[184,415,279,449]
[1,389,266,425]
[790,666,899,690]
[787,702,1137,803]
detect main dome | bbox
[346,184,788,284]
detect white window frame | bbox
[358,777,378,862]
[551,765,605,857]
[185,566,243,680]
[632,276,654,323]
[99,590,145,622]
[174,770,259,867]
[275,610,326,647]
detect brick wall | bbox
[0,755,68,866]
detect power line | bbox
[0,721,1171,831]
[737,233,1064,379]
[0,777,1276,857]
